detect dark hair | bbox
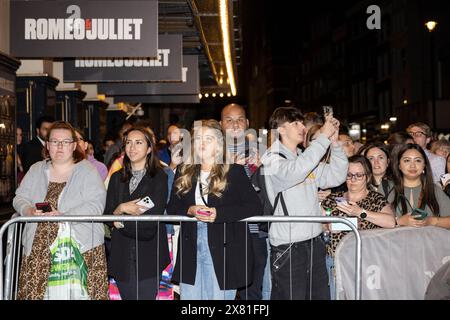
[269,106,304,129]
[303,112,324,127]
[347,155,375,189]
[74,128,85,140]
[36,115,55,129]
[359,143,392,180]
[43,121,84,163]
[387,132,413,145]
[305,124,321,148]
[392,144,439,215]
[121,126,161,182]
[103,134,115,145]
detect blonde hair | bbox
[175,119,230,197]
[430,139,450,154]
[407,122,432,137]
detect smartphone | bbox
[323,105,334,118]
[440,173,450,187]
[136,196,155,212]
[335,197,348,205]
[412,208,428,220]
[197,210,212,216]
[35,202,52,213]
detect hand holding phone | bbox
[335,197,348,205]
[412,208,428,220]
[197,209,212,216]
[35,202,52,213]
[135,196,155,212]
[440,173,450,187]
[323,105,334,119]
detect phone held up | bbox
[35,202,52,213]
[323,105,333,118]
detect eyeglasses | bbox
[346,173,366,180]
[408,131,427,138]
[48,139,74,147]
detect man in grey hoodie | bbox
[261,106,348,300]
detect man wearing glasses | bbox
[406,122,445,184]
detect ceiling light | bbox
[219,93,224,97]
[204,93,209,98]
[425,21,437,32]
[220,0,237,96]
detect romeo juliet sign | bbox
[10,0,158,58]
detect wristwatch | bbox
[360,209,367,219]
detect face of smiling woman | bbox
[399,149,426,182]
[125,130,151,169]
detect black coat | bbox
[22,138,44,173]
[104,168,170,282]
[166,164,262,290]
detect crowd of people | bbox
[11,105,450,300]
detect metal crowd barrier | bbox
[0,215,362,300]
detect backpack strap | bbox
[271,152,288,216]
[271,152,287,159]
[273,192,289,216]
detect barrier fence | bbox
[0,215,362,300]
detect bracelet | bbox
[394,216,399,227]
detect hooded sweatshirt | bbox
[261,134,348,246]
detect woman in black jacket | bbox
[104,126,169,300]
[167,119,262,300]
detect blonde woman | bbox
[167,120,262,300]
